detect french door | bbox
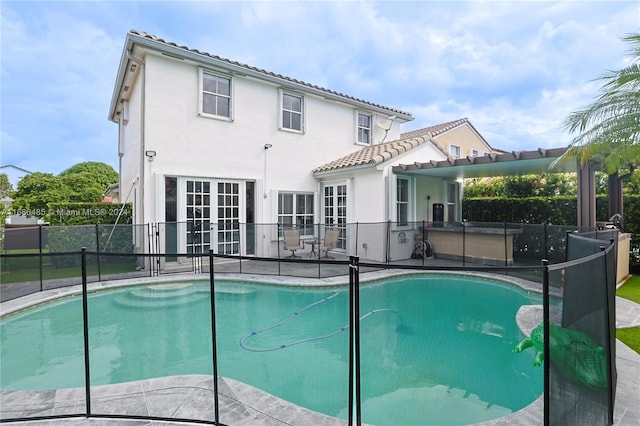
[216,181,240,255]
[186,180,211,254]
[322,183,347,250]
[182,179,244,255]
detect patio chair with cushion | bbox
[319,228,340,258]
[283,228,303,258]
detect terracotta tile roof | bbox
[313,134,433,174]
[127,30,412,118]
[400,117,470,139]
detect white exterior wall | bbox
[118,52,408,257]
[119,70,145,252]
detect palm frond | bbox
[560,32,640,173]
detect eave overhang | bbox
[392,147,574,179]
[109,30,414,124]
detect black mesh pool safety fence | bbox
[544,234,617,426]
[0,228,619,425]
[1,221,616,304]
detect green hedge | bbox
[462,195,611,225]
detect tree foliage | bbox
[11,172,71,215]
[9,162,118,218]
[58,162,118,190]
[0,173,13,198]
[624,168,640,195]
[558,32,640,173]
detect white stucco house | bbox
[108,30,507,261]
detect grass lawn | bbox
[617,274,640,354]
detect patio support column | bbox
[577,160,597,228]
[608,172,623,224]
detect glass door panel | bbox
[217,181,240,254]
[186,180,211,254]
[323,183,347,250]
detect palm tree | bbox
[560,32,640,173]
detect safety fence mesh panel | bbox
[547,233,616,425]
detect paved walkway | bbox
[2,271,639,425]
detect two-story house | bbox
[108,30,500,261]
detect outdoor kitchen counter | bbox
[424,225,522,265]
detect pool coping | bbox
[2,270,639,425]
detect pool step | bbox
[114,284,209,308]
[113,283,256,308]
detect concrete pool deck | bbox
[1,270,639,425]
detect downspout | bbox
[126,50,146,241]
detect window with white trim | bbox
[281,92,303,132]
[200,70,231,119]
[449,145,461,159]
[470,149,479,157]
[396,177,411,227]
[357,112,372,144]
[447,182,459,222]
[278,192,314,236]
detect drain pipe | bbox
[126,49,146,252]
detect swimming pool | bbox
[0,273,542,425]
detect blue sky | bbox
[1,1,638,181]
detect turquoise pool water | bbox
[0,274,542,425]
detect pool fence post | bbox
[503,221,508,269]
[385,221,391,268]
[348,256,362,426]
[277,223,281,276]
[95,224,101,281]
[542,259,550,426]
[348,257,354,426]
[38,225,44,292]
[317,223,322,279]
[354,256,361,426]
[422,220,426,267]
[462,221,466,267]
[602,242,616,424]
[544,223,549,261]
[208,249,220,424]
[81,247,92,417]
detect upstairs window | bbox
[200,70,231,119]
[281,92,303,132]
[357,112,372,144]
[449,144,461,159]
[470,149,479,157]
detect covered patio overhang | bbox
[391,147,598,228]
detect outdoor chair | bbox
[319,228,340,258]
[283,228,303,258]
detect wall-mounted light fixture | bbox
[264,143,273,150]
[145,150,157,162]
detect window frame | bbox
[277,191,315,236]
[449,144,461,159]
[198,68,233,121]
[279,90,304,133]
[393,176,414,229]
[356,111,372,145]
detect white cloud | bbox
[0,0,638,175]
